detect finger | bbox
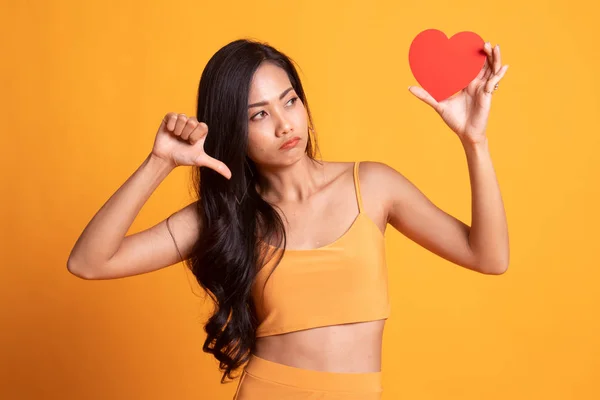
[174,114,188,137]
[188,122,208,144]
[485,65,509,93]
[477,59,490,80]
[198,155,232,180]
[481,42,494,80]
[408,86,441,113]
[181,117,199,140]
[164,113,178,131]
[484,42,493,64]
[493,45,502,74]
[478,59,493,82]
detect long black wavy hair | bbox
[182,39,320,384]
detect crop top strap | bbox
[353,161,364,213]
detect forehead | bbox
[248,62,292,101]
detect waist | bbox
[253,320,385,373]
[244,353,383,394]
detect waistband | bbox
[244,353,383,392]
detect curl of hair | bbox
[182,39,321,384]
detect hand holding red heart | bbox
[408,30,509,145]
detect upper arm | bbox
[363,161,481,273]
[84,201,203,280]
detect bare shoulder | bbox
[318,160,356,187]
[319,159,398,194]
[319,160,401,232]
[358,160,403,184]
[356,161,411,226]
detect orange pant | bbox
[233,353,383,399]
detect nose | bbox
[274,109,292,138]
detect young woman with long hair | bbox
[67,38,509,399]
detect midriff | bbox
[253,319,386,373]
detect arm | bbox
[365,141,509,274]
[397,40,510,274]
[462,138,509,273]
[67,153,202,280]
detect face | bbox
[246,61,308,167]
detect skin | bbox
[66,41,509,374]
[247,62,388,372]
[247,43,509,373]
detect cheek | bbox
[292,104,308,129]
[247,130,272,159]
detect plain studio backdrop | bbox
[1,0,598,399]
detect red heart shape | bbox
[409,29,487,102]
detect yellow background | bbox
[1,0,599,399]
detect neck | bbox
[256,155,324,204]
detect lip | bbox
[279,136,301,150]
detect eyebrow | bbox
[248,87,294,109]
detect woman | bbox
[67,39,509,399]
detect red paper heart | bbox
[409,29,487,102]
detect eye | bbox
[286,97,299,106]
[251,110,267,121]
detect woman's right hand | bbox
[151,113,232,180]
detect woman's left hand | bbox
[408,42,509,145]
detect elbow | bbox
[67,259,99,280]
[485,265,508,275]
[481,260,509,275]
[473,249,510,275]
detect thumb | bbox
[196,154,232,180]
[408,86,441,113]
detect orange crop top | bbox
[252,161,391,338]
